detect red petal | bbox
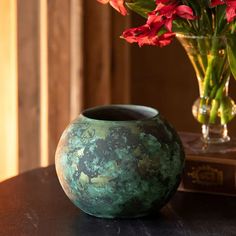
[165,19,173,31]
[122,25,150,44]
[226,5,236,22]
[110,0,127,15]
[176,5,196,20]
[153,32,175,47]
[227,0,236,7]
[210,0,224,7]
[97,0,127,15]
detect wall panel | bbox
[0,0,18,181]
[47,0,72,163]
[83,3,112,107]
[17,0,41,172]
[0,0,131,180]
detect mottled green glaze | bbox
[55,105,185,218]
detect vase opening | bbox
[82,105,159,121]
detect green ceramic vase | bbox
[55,105,185,218]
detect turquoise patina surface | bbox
[55,105,185,218]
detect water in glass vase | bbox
[177,34,236,153]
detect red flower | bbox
[154,32,176,47]
[122,25,152,46]
[122,15,175,47]
[97,0,127,15]
[122,27,175,47]
[122,0,195,47]
[153,0,196,31]
[211,0,236,22]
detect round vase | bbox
[55,105,185,218]
[177,34,236,153]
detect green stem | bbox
[209,73,229,124]
[202,56,216,97]
[197,38,208,71]
[209,84,219,99]
[220,98,230,124]
[231,22,236,34]
[197,37,218,123]
[209,87,223,124]
[190,55,205,80]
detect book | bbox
[178,132,236,196]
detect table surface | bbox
[0,166,236,236]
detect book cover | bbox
[178,132,236,196]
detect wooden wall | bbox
[17,0,41,172]
[20,0,130,172]
[0,0,130,181]
[0,0,18,181]
[83,3,130,107]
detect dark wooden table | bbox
[0,166,236,236]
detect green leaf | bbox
[216,5,227,33]
[227,35,236,80]
[172,20,196,35]
[126,0,156,18]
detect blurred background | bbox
[1,0,236,181]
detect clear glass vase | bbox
[177,34,236,153]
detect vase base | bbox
[201,124,231,145]
[180,132,236,154]
[201,136,230,144]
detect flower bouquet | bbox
[97,0,236,151]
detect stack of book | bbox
[179,132,236,196]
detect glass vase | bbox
[177,34,236,153]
